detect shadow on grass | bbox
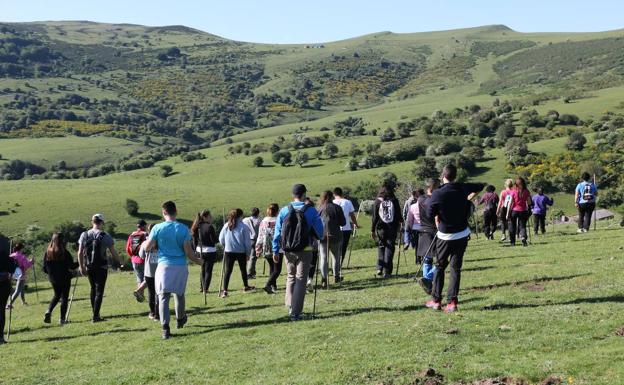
[339,276,412,292]
[466,254,532,263]
[16,327,149,343]
[482,295,624,311]
[465,273,590,292]
[186,304,277,317]
[463,265,496,273]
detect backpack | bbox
[378,199,395,225]
[503,192,512,209]
[129,232,146,256]
[261,221,276,255]
[322,204,342,239]
[582,183,595,201]
[84,231,107,268]
[281,204,311,252]
[484,197,497,214]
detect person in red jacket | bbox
[126,219,148,302]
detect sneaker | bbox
[148,313,156,320]
[219,290,228,298]
[306,283,313,293]
[271,284,278,292]
[92,316,104,323]
[289,314,303,322]
[248,274,256,280]
[321,279,328,289]
[162,325,171,340]
[582,228,588,233]
[5,304,12,310]
[425,300,441,310]
[133,290,145,303]
[445,300,458,313]
[243,286,256,293]
[176,315,187,329]
[376,269,383,277]
[43,312,51,324]
[60,318,68,325]
[418,278,432,295]
[522,239,528,247]
[263,286,275,295]
[500,235,506,242]
[576,228,584,234]
[383,273,392,279]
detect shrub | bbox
[566,132,587,151]
[253,156,264,167]
[125,199,139,216]
[160,165,173,177]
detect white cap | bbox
[92,213,105,222]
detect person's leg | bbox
[132,262,145,289]
[9,279,26,305]
[173,293,186,321]
[291,251,311,317]
[577,204,585,230]
[446,238,468,302]
[341,230,351,263]
[274,254,283,288]
[159,292,171,326]
[93,269,108,319]
[431,239,449,303]
[318,240,329,281]
[265,257,276,288]
[222,253,236,291]
[47,282,62,315]
[308,250,317,281]
[146,276,157,316]
[204,253,216,292]
[533,214,539,235]
[384,236,396,276]
[585,203,595,231]
[284,253,296,311]
[518,212,528,242]
[483,212,491,237]
[539,214,546,234]
[247,245,257,277]
[0,280,10,340]
[87,270,97,314]
[500,208,508,240]
[236,253,250,288]
[60,280,71,321]
[509,212,518,244]
[331,238,342,280]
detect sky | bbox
[1,0,623,44]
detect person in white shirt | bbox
[332,187,360,264]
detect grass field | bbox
[1,221,622,385]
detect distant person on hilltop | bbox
[575,172,598,233]
[532,187,554,235]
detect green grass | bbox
[1,221,623,385]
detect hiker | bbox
[317,191,346,288]
[77,214,123,322]
[575,172,598,233]
[426,164,485,312]
[256,203,281,294]
[138,224,159,320]
[507,177,532,247]
[402,190,419,249]
[242,208,261,279]
[371,183,403,278]
[273,184,324,321]
[333,187,359,264]
[218,208,255,298]
[496,179,514,242]
[406,189,424,262]
[126,219,148,303]
[532,188,554,235]
[191,210,218,294]
[0,241,17,344]
[478,185,500,240]
[42,233,78,325]
[144,201,203,339]
[7,242,33,309]
[305,197,319,292]
[416,178,440,295]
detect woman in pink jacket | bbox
[7,242,34,309]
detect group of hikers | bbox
[0,167,600,342]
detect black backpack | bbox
[582,183,595,201]
[484,198,497,214]
[281,204,311,252]
[85,231,107,268]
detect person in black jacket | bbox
[371,183,403,278]
[426,164,484,313]
[317,190,347,287]
[191,210,218,294]
[0,235,17,344]
[416,178,440,295]
[43,233,79,325]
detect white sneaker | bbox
[576,228,584,234]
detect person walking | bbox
[218,209,255,298]
[496,179,514,242]
[243,208,261,279]
[317,191,346,288]
[575,172,598,233]
[144,201,203,339]
[406,190,424,262]
[478,185,500,240]
[139,224,159,320]
[77,214,123,322]
[507,177,532,247]
[255,204,281,294]
[402,190,419,249]
[42,233,79,325]
[371,183,403,278]
[416,178,440,295]
[273,184,324,321]
[126,219,148,303]
[532,188,554,235]
[426,164,485,313]
[333,188,359,264]
[7,242,33,309]
[0,240,17,344]
[191,210,218,294]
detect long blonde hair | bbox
[504,178,514,189]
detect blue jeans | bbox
[423,256,436,281]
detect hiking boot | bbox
[271,284,278,292]
[219,290,228,298]
[148,313,156,320]
[60,318,68,325]
[263,285,275,295]
[522,239,528,247]
[162,325,171,340]
[243,286,256,293]
[445,300,458,313]
[5,304,12,310]
[334,276,343,284]
[500,235,506,242]
[133,290,145,303]
[418,278,432,295]
[289,314,303,322]
[92,316,104,323]
[248,274,256,280]
[176,315,187,329]
[425,300,441,310]
[43,312,51,324]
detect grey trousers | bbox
[159,293,185,327]
[10,279,26,304]
[284,250,312,317]
[247,239,258,275]
[319,237,342,280]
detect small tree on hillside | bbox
[295,152,309,167]
[160,165,173,177]
[324,143,339,159]
[566,132,587,151]
[253,156,264,167]
[125,199,139,216]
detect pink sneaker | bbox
[445,300,458,313]
[425,300,441,310]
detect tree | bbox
[160,165,173,177]
[324,143,339,159]
[566,132,587,151]
[347,159,359,171]
[125,199,139,216]
[412,157,439,181]
[295,152,309,167]
[504,138,529,159]
[380,128,396,142]
[253,156,264,167]
[272,151,292,166]
[349,144,363,158]
[314,149,323,160]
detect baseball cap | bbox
[92,213,105,222]
[137,219,147,227]
[292,183,307,196]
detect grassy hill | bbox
[0,222,622,385]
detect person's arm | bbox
[308,208,324,241]
[337,206,347,228]
[272,209,285,258]
[125,235,133,257]
[218,225,226,246]
[349,212,359,229]
[371,200,380,239]
[242,226,252,258]
[574,186,580,207]
[547,196,554,206]
[184,240,202,264]
[77,234,87,276]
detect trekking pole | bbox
[312,243,321,318]
[395,225,403,277]
[593,174,597,232]
[472,204,480,240]
[6,304,12,341]
[197,220,207,306]
[262,258,266,276]
[346,205,362,269]
[527,215,532,245]
[66,275,79,322]
[217,208,226,298]
[32,256,39,303]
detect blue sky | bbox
[1,0,623,43]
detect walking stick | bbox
[217,208,226,298]
[32,257,39,303]
[345,205,362,268]
[262,258,266,276]
[66,275,79,322]
[311,243,321,318]
[6,304,12,341]
[197,220,207,306]
[527,214,532,245]
[593,174,597,232]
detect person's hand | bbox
[574,203,579,208]
[371,232,377,241]
[353,223,359,230]
[28,258,34,263]
[272,254,280,264]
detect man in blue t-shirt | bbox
[574,172,598,233]
[145,201,202,339]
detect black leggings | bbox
[87,268,108,318]
[48,279,71,320]
[200,252,216,292]
[223,253,249,291]
[0,279,10,340]
[265,254,283,288]
[145,276,157,316]
[376,234,397,275]
[483,210,498,237]
[509,210,529,244]
[340,230,352,263]
[533,214,546,234]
